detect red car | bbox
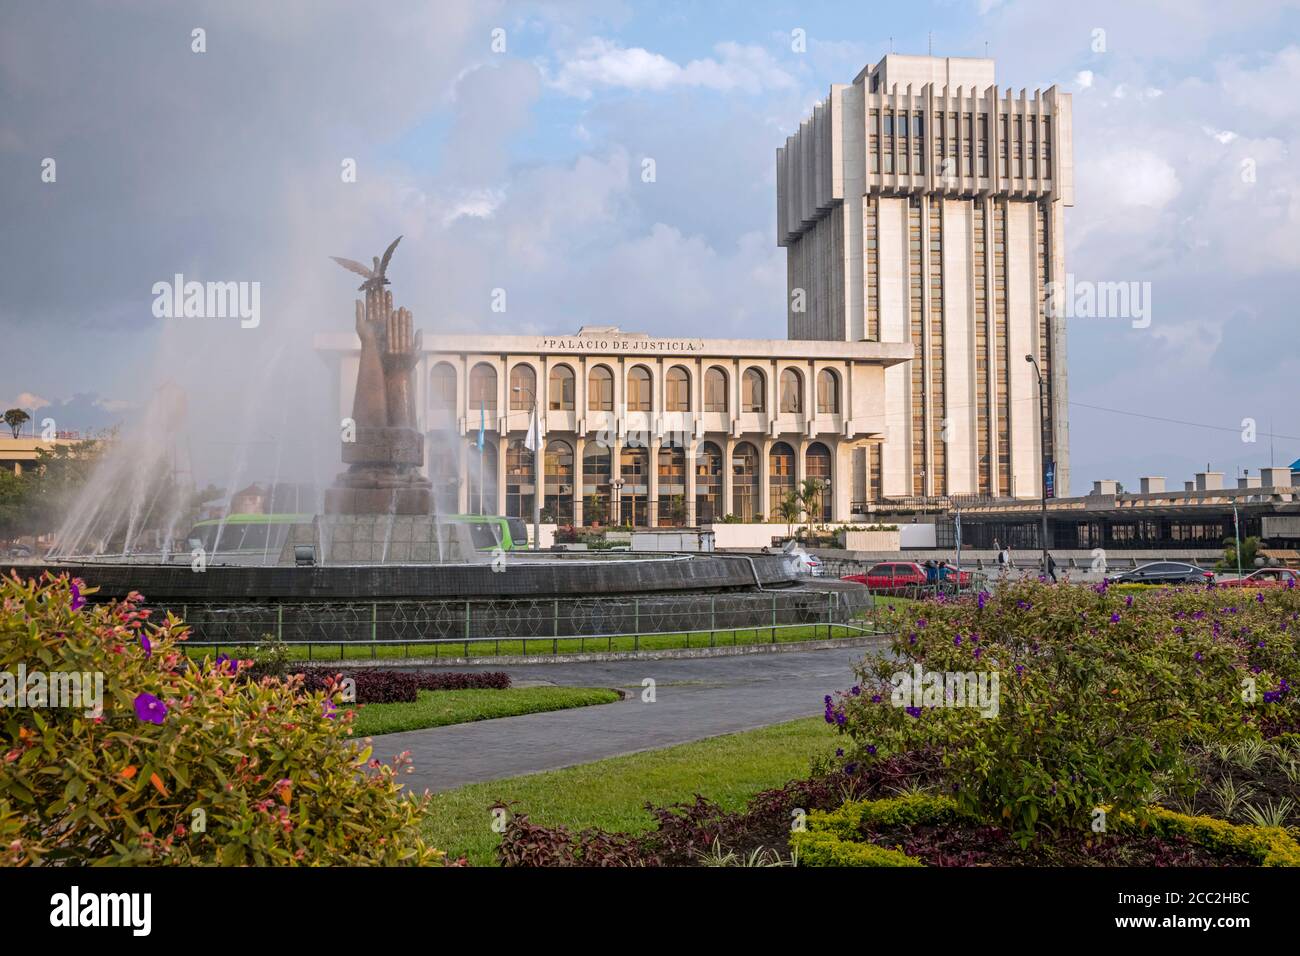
[842,561,972,593]
[1218,568,1300,589]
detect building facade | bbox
[777,54,1074,502]
[317,327,911,525]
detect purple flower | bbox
[871,694,882,704]
[835,748,844,757]
[916,618,927,628]
[1015,664,1025,677]
[213,654,239,675]
[1125,595,1133,608]
[1110,612,1121,624]
[850,685,861,696]
[977,591,988,610]
[905,706,922,719]
[1016,600,1032,611]
[865,745,877,757]
[70,582,85,612]
[133,692,167,725]
[954,635,963,646]
[1194,651,1203,661]
[973,648,982,660]
[1256,592,1265,604]
[140,634,152,659]
[322,698,337,720]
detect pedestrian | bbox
[924,559,937,586]
[1046,552,1058,583]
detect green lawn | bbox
[189,619,882,663]
[420,716,835,866]
[347,686,620,736]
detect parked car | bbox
[842,561,971,594]
[1218,567,1299,589]
[790,551,825,576]
[1107,562,1215,585]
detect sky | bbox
[1,0,1298,496]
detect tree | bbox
[798,477,824,541]
[3,409,30,439]
[779,491,802,540]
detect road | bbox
[366,643,886,794]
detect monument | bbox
[324,237,433,515]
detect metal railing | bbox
[167,588,885,659]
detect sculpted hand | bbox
[355,288,389,349]
[381,301,421,375]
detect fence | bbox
[169,587,883,659]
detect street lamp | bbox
[512,385,542,550]
[1025,354,1050,578]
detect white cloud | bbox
[12,392,49,410]
[441,188,506,226]
[1074,69,1094,89]
[1086,148,1181,208]
[1202,125,1238,144]
[548,38,796,99]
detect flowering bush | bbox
[827,580,1300,842]
[0,572,447,866]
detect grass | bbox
[186,619,883,663]
[347,686,620,736]
[420,716,835,866]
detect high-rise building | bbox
[777,54,1073,502]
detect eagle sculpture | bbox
[330,235,402,293]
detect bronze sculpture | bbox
[324,239,432,514]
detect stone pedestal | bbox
[325,425,432,516]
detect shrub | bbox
[285,669,512,704]
[0,572,447,866]
[828,580,1300,843]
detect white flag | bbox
[524,408,541,452]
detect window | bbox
[742,368,766,413]
[732,442,760,521]
[582,443,612,526]
[656,443,686,526]
[695,441,722,523]
[665,366,690,412]
[768,442,796,517]
[471,363,499,411]
[468,442,497,515]
[704,367,728,412]
[548,364,575,411]
[806,443,832,521]
[620,446,649,526]
[588,365,614,411]
[506,364,532,410]
[779,368,803,414]
[627,365,652,411]
[543,439,574,525]
[430,363,456,409]
[505,439,534,519]
[816,369,839,414]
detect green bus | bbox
[186,513,530,555]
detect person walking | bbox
[1046,552,1058,583]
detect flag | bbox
[524,407,540,453]
[476,400,485,453]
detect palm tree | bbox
[798,477,823,542]
[3,409,30,439]
[779,491,802,540]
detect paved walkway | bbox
[367,644,885,794]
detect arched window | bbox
[731,441,760,521]
[548,364,575,411]
[508,364,535,411]
[806,442,832,521]
[695,441,722,523]
[627,365,652,412]
[582,442,612,526]
[817,369,840,415]
[742,368,765,413]
[429,363,457,410]
[769,441,796,518]
[588,364,614,411]
[469,441,498,515]
[543,439,575,525]
[505,439,534,519]
[779,368,803,414]
[620,445,649,526]
[656,442,686,526]
[470,363,498,411]
[704,367,728,413]
[665,366,690,412]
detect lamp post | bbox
[512,384,542,550]
[1025,354,1049,578]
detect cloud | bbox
[1084,148,1181,209]
[548,38,796,98]
[1074,70,1094,89]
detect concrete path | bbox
[367,644,885,794]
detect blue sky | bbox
[1,0,1298,494]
